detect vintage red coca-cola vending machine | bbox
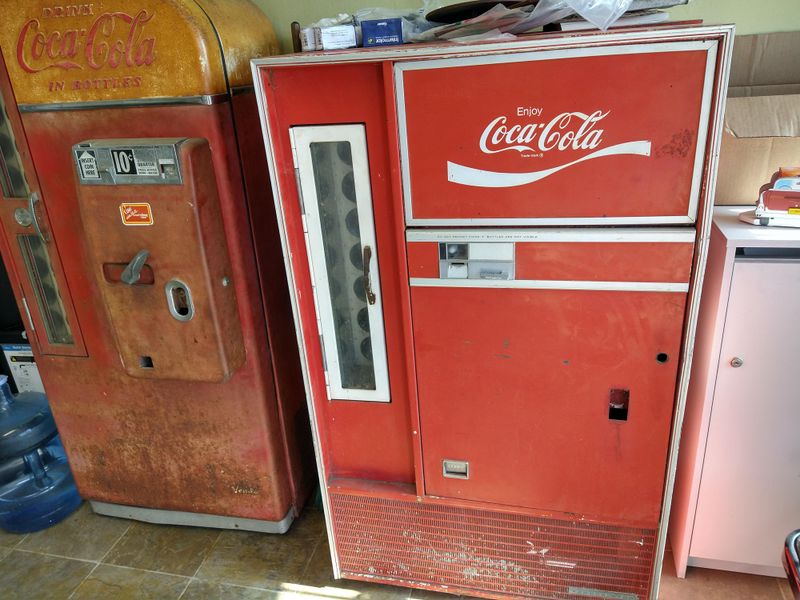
[254,23,733,598]
[0,0,313,532]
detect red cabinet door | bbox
[410,231,692,525]
[0,49,85,356]
[396,40,717,225]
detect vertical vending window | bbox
[291,126,390,402]
[255,23,734,600]
[0,58,80,355]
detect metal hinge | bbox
[319,333,329,384]
[288,130,306,216]
[294,168,306,215]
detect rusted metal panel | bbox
[0,0,277,105]
[0,1,311,523]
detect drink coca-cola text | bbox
[480,110,609,155]
[16,9,156,73]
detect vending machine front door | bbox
[73,138,244,382]
[408,229,694,525]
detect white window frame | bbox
[290,124,390,402]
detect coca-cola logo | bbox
[480,110,608,156]
[447,106,652,188]
[16,9,156,74]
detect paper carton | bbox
[716,32,800,205]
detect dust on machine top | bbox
[0,0,278,107]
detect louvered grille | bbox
[330,491,656,600]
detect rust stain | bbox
[654,129,695,159]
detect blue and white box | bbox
[361,18,403,47]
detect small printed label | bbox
[134,156,159,176]
[119,202,154,226]
[788,207,800,215]
[77,150,100,179]
[111,149,137,175]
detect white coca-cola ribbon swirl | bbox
[447,140,652,188]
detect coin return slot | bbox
[139,356,154,369]
[442,459,469,480]
[165,280,194,322]
[609,388,630,421]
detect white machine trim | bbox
[251,25,734,67]
[251,62,341,577]
[650,25,735,600]
[290,125,391,403]
[90,501,294,534]
[406,228,696,243]
[411,278,689,293]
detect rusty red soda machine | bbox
[0,0,314,531]
[252,22,734,598]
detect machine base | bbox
[329,485,657,600]
[90,501,295,534]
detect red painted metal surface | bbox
[263,62,417,484]
[412,286,687,524]
[330,486,656,600]
[400,49,710,222]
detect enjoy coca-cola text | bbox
[16,9,156,73]
[479,110,609,155]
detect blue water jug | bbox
[0,375,81,533]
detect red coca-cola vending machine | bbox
[253,23,733,598]
[0,0,313,532]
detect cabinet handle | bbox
[29,192,50,243]
[363,245,376,305]
[730,357,744,368]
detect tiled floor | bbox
[0,502,793,599]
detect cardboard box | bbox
[716,32,800,205]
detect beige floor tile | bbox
[104,521,219,576]
[194,510,325,589]
[298,542,413,600]
[659,564,785,599]
[288,509,327,540]
[779,578,796,600]
[71,564,188,600]
[17,502,130,561]
[194,530,319,589]
[181,580,280,599]
[0,528,27,549]
[0,549,93,599]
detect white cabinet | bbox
[669,207,800,578]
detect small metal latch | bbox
[730,357,744,368]
[442,459,469,480]
[120,249,150,285]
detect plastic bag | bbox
[527,0,634,31]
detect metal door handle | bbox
[362,245,376,305]
[121,249,150,285]
[28,192,49,243]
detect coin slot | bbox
[165,280,194,322]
